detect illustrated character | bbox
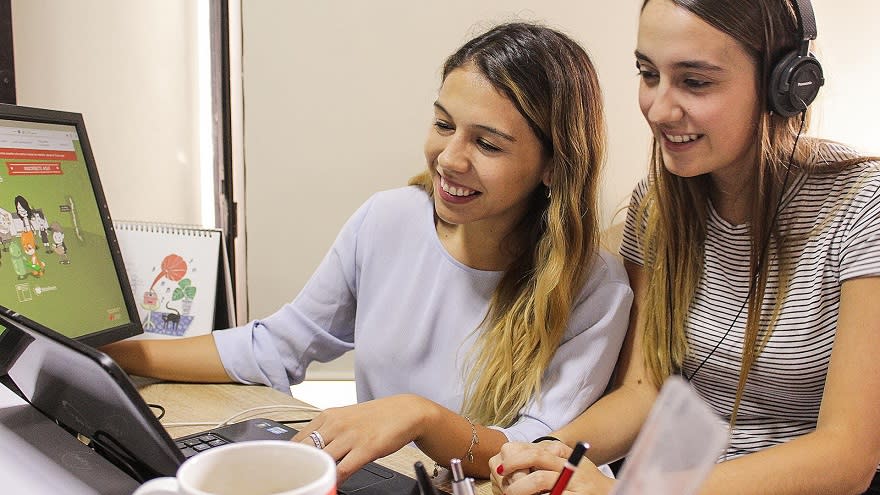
[31,209,52,253]
[50,222,70,264]
[14,195,34,233]
[163,302,181,331]
[8,242,26,279]
[20,231,45,277]
[141,290,160,330]
[0,208,14,252]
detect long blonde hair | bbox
[409,22,606,426]
[637,0,876,425]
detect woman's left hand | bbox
[292,393,433,482]
[489,441,616,495]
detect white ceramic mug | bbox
[133,440,336,495]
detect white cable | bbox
[160,404,321,429]
[215,404,321,428]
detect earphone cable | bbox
[685,111,806,382]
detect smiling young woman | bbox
[490,1,880,494]
[104,21,632,483]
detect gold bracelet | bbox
[463,416,479,463]
[431,416,479,478]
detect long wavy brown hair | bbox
[409,22,606,427]
[635,0,874,424]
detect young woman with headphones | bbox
[489,0,880,493]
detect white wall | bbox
[13,1,880,380]
[241,0,647,378]
[11,0,204,225]
[809,1,880,153]
[241,0,880,379]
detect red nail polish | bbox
[496,464,504,475]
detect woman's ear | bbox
[541,166,552,189]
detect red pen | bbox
[549,441,590,495]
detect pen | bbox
[450,458,477,495]
[548,441,590,495]
[413,461,439,495]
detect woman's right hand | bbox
[488,441,615,495]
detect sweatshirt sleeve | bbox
[493,250,633,442]
[213,196,377,392]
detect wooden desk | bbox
[136,380,492,495]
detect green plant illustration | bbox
[172,278,197,314]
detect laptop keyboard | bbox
[175,433,229,458]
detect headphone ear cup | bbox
[768,50,825,117]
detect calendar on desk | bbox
[113,221,234,339]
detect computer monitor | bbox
[0,104,141,346]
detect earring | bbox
[545,185,552,199]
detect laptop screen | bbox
[0,104,141,346]
[0,313,435,493]
[0,310,182,481]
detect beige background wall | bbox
[241,1,647,378]
[12,0,205,225]
[11,1,880,380]
[241,0,880,378]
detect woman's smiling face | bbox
[424,64,549,234]
[636,0,761,183]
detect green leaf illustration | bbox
[184,286,197,300]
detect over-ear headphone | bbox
[768,0,825,117]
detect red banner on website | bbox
[0,147,77,161]
[7,162,63,175]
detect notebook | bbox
[0,309,442,494]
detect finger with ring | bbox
[309,430,326,450]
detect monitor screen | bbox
[0,104,141,346]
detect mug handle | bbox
[132,476,181,495]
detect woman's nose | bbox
[436,135,471,174]
[645,84,684,125]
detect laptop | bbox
[0,308,443,494]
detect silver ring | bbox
[309,430,325,450]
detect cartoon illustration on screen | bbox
[0,208,14,252]
[14,195,34,233]
[31,209,52,253]
[20,231,46,277]
[9,242,27,279]
[50,222,71,264]
[65,195,86,242]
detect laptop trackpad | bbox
[339,462,395,494]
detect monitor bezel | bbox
[0,103,143,346]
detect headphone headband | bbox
[767,0,824,117]
[793,0,817,43]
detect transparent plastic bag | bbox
[611,376,728,495]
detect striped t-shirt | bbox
[620,143,880,459]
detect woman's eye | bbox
[477,138,502,152]
[637,69,659,82]
[433,120,453,131]
[684,78,711,89]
